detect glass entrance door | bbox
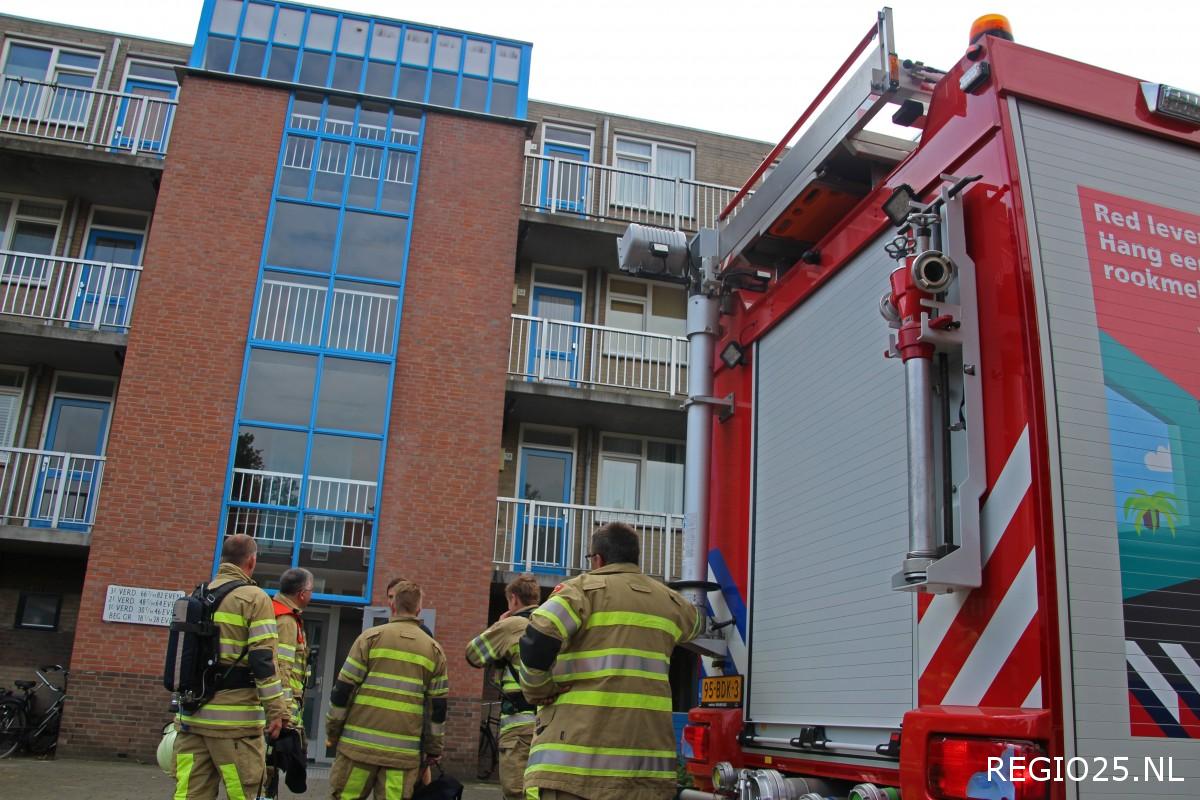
[302,607,339,762]
[113,78,177,153]
[539,143,589,213]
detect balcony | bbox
[1,76,176,157]
[1,251,142,333]
[508,314,687,397]
[521,154,743,232]
[494,497,683,581]
[0,448,105,535]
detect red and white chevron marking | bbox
[916,426,1044,708]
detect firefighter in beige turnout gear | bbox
[519,522,701,800]
[264,567,313,799]
[465,574,542,800]
[173,534,290,800]
[327,579,449,799]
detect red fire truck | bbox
[675,9,1200,800]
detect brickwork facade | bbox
[59,74,286,759]
[0,555,84,691]
[374,111,526,773]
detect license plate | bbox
[700,674,743,707]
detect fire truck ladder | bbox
[717,7,940,273]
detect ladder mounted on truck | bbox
[718,7,940,272]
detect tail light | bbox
[927,736,1048,800]
[683,723,711,762]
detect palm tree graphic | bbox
[1123,489,1180,536]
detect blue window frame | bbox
[191,0,531,118]
[217,92,425,603]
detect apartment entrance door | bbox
[72,228,143,330]
[529,287,582,385]
[514,447,573,574]
[31,396,110,529]
[113,78,177,153]
[539,143,589,213]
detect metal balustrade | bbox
[0,447,105,530]
[1,76,177,155]
[509,314,687,396]
[255,278,398,355]
[521,154,744,231]
[226,469,376,551]
[494,497,684,581]
[0,250,142,331]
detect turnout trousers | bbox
[329,753,419,800]
[172,730,266,800]
[499,725,533,800]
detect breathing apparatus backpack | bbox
[163,580,249,714]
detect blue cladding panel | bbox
[191,0,530,119]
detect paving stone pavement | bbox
[0,756,504,800]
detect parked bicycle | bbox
[0,664,68,758]
[476,700,500,780]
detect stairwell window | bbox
[0,196,63,283]
[612,136,694,217]
[1,41,102,123]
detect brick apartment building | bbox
[0,0,769,766]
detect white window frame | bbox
[540,121,594,156]
[118,57,182,91]
[611,135,695,214]
[0,38,104,124]
[603,274,686,359]
[597,432,685,515]
[0,193,65,285]
[0,365,29,459]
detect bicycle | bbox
[0,664,68,759]
[476,700,500,780]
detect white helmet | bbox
[157,722,177,776]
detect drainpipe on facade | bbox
[16,364,43,449]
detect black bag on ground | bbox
[413,764,463,800]
[162,580,248,713]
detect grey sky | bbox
[4,0,1197,142]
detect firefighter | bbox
[263,566,313,800]
[326,579,449,799]
[173,534,289,800]
[518,522,702,800]
[465,574,542,800]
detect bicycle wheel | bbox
[27,711,59,756]
[476,725,498,780]
[0,700,25,759]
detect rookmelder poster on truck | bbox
[1079,186,1200,738]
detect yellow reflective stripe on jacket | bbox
[212,611,246,626]
[526,742,676,779]
[500,712,537,734]
[339,656,367,682]
[552,649,670,682]
[533,596,581,639]
[428,675,449,696]
[367,647,435,671]
[585,611,681,640]
[246,617,278,643]
[342,723,421,753]
[179,703,266,727]
[257,679,285,702]
[353,694,424,715]
[553,690,672,712]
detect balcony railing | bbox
[0,250,142,332]
[1,76,177,156]
[0,447,105,531]
[521,154,743,231]
[509,314,688,396]
[494,497,683,581]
